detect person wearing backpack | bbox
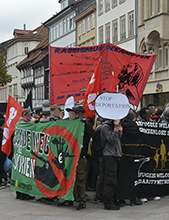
[100,119,122,210]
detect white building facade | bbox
[97,0,136,52]
[6,35,43,103]
[45,0,77,47]
[6,26,48,104]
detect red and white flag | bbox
[2,94,24,156]
[83,58,102,117]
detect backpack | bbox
[92,125,104,157]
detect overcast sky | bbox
[0,0,60,43]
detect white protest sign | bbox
[95,92,130,120]
[63,96,74,119]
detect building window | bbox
[105,23,110,43]
[49,27,52,42]
[99,26,103,44]
[36,86,43,100]
[35,66,43,78]
[73,12,76,29]
[9,86,12,95]
[79,22,81,36]
[128,11,134,37]
[105,0,110,11]
[99,0,103,14]
[83,19,85,34]
[42,49,45,56]
[165,47,168,67]
[59,21,62,37]
[15,43,17,56]
[150,0,153,16]
[14,84,17,99]
[119,0,126,4]
[120,15,126,40]
[56,24,58,38]
[70,14,73,30]
[158,49,162,68]
[87,16,90,32]
[91,13,95,29]
[12,45,15,57]
[112,19,118,43]
[142,0,145,21]
[23,42,29,54]
[66,17,69,32]
[157,0,160,13]
[112,0,117,7]
[52,26,55,40]
[63,19,66,35]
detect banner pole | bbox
[94,92,99,128]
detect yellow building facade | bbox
[74,3,96,47]
[138,0,169,107]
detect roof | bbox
[6,25,48,48]
[13,29,31,36]
[0,39,14,55]
[44,0,82,26]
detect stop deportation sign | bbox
[94,92,130,120]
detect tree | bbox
[0,53,12,86]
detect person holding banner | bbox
[65,107,93,210]
[16,108,35,200]
[0,118,6,189]
[100,119,122,210]
[45,105,61,121]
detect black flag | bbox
[24,90,32,111]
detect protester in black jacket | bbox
[100,119,122,210]
[116,110,142,206]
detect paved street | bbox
[1,187,169,220]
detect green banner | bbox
[10,119,85,201]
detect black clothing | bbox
[116,119,140,200]
[103,156,121,209]
[80,119,93,158]
[96,157,104,200]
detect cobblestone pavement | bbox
[1,187,169,220]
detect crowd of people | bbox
[0,103,169,211]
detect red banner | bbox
[2,94,24,156]
[50,43,157,106]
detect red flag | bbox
[83,58,102,117]
[2,94,24,156]
[109,71,120,92]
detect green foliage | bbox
[0,53,12,86]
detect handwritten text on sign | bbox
[95,92,130,120]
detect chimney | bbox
[24,24,26,30]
